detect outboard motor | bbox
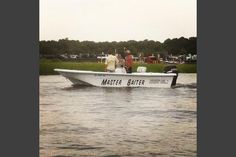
[163,65,178,87]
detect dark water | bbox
[40,74,196,157]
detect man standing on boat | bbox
[105,52,119,72]
[125,50,133,73]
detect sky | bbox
[40,0,196,42]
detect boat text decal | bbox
[100,79,145,86]
[127,79,145,86]
[101,79,122,85]
[149,79,169,84]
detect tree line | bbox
[40,37,196,57]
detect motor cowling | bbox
[137,66,147,73]
[163,65,178,87]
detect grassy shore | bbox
[40,59,197,75]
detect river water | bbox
[40,74,197,157]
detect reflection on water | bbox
[40,74,197,157]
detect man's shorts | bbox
[126,67,132,73]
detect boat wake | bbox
[62,85,93,90]
[61,83,197,90]
[172,83,197,89]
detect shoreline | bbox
[40,59,197,75]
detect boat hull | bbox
[54,69,176,88]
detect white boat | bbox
[54,67,178,88]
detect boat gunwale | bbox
[54,68,176,77]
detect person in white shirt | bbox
[114,54,126,73]
[105,52,119,72]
